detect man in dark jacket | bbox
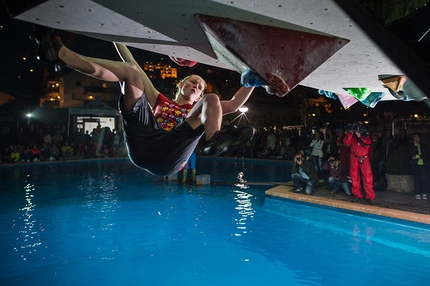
[375,129,395,182]
[323,156,351,195]
[409,132,430,200]
[291,152,318,195]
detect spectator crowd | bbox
[0,122,416,166]
[0,123,125,164]
[0,121,426,191]
[1,123,321,165]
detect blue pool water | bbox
[1,157,430,285]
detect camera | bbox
[328,159,335,164]
[296,158,303,162]
[346,122,367,134]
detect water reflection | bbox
[80,172,119,260]
[82,173,119,211]
[13,182,42,260]
[233,189,255,237]
[350,224,376,254]
[234,172,249,189]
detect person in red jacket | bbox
[343,122,376,204]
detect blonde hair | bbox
[174,74,207,100]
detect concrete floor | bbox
[266,181,430,225]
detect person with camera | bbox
[409,132,429,200]
[323,156,352,195]
[291,151,319,195]
[309,131,325,182]
[343,122,376,204]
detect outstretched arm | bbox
[343,132,353,146]
[113,43,160,106]
[220,86,255,115]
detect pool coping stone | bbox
[266,185,430,225]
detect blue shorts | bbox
[184,152,196,170]
[119,93,204,176]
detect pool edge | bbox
[266,185,430,225]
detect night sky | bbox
[0,5,43,98]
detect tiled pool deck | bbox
[266,182,430,225]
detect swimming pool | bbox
[1,157,429,285]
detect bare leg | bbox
[186,92,254,156]
[185,93,222,140]
[55,37,144,111]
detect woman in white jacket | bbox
[310,132,325,182]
